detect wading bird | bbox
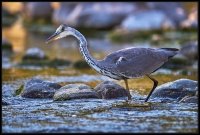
[46,24,179,102]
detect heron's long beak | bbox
[45,32,60,44]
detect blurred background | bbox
[2,2,198,84]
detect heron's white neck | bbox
[67,28,101,72]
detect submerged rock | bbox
[21,78,62,98]
[149,79,198,102]
[53,84,99,101]
[94,81,128,99]
[22,48,48,60]
[121,10,174,31]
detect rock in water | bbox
[149,79,198,102]
[53,84,99,101]
[94,81,128,99]
[22,48,48,60]
[21,78,62,98]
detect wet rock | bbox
[150,79,198,102]
[94,81,128,99]
[179,96,198,103]
[22,48,48,60]
[73,60,90,69]
[25,2,53,21]
[20,48,72,67]
[147,2,186,27]
[53,2,136,29]
[21,78,62,98]
[121,10,174,31]
[180,41,198,60]
[53,84,99,101]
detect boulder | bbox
[149,79,197,102]
[53,84,99,101]
[121,10,174,31]
[94,81,128,99]
[22,47,48,60]
[147,2,186,27]
[53,2,136,29]
[21,78,62,98]
[25,2,53,21]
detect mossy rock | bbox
[73,60,90,69]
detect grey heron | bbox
[46,24,179,102]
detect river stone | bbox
[22,48,48,60]
[121,10,174,31]
[21,78,62,98]
[94,81,128,99]
[150,79,198,102]
[53,84,99,101]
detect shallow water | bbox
[2,19,198,133]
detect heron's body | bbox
[46,24,179,102]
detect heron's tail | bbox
[159,48,179,59]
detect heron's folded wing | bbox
[104,48,168,78]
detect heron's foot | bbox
[126,95,132,102]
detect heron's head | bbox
[46,24,73,44]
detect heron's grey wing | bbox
[102,47,170,78]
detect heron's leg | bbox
[145,75,158,102]
[124,79,132,100]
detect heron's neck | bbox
[70,29,99,68]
